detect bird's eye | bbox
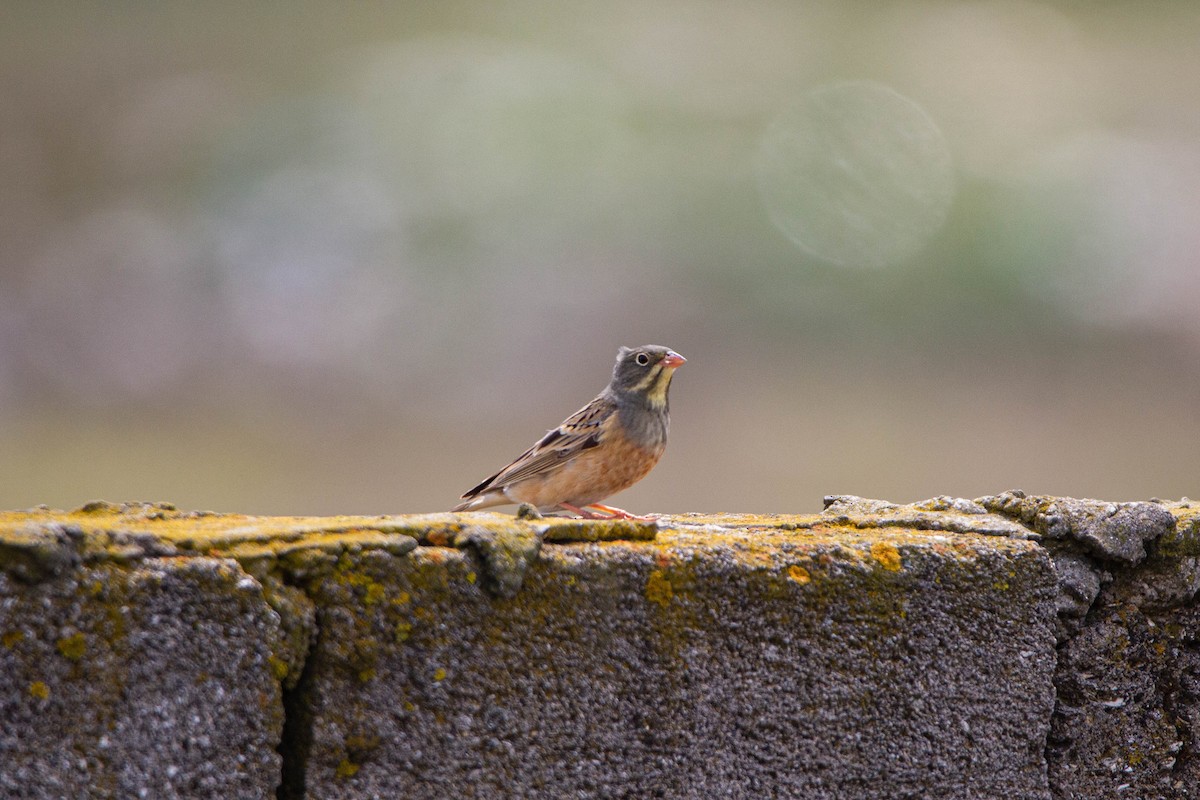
[635,352,650,366]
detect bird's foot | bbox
[589,503,659,522]
[559,503,658,522]
[558,503,608,519]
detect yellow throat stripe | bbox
[632,366,674,407]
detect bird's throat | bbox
[633,366,675,409]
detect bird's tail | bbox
[451,491,506,512]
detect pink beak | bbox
[662,351,686,368]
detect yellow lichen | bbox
[56,632,86,661]
[335,759,360,779]
[29,681,49,699]
[645,569,674,607]
[345,733,379,752]
[2,630,23,648]
[870,542,902,572]
[268,655,290,681]
[394,621,413,643]
[466,571,477,584]
[363,582,386,606]
[433,667,446,682]
[787,565,811,584]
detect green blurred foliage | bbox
[1,2,1197,513]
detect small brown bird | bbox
[453,345,686,520]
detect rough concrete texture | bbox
[298,522,1057,799]
[1,495,1197,799]
[980,494,1200,800]
[0,556,284,798]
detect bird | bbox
[453,345,686,520]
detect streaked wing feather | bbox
[460,396,613,498]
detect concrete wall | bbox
[1,494,1196,799]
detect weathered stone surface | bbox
[1049,551,1106,632]
[1043,500,1200,800]
[1105,501,1200,612]
[0,502,430,800]
[823,494,1038,538]
[0,557,284,799]
[1049,600,1200,799]
[2,496,1197,800]
[980,491,1175,565]
[296,519,1058,799]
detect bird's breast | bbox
[616,405,669,452]
[505,429,661,507]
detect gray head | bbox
[608,345,686,408]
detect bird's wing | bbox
[460,395,614,499]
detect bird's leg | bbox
[558,503,612,520]
[584,503,659,522]
[558,502,659,522]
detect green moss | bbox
[268,654,290,682]
[345,732,380,753]
[451,524,540,599]
[0,504,430,584]
[541,518,658,543]
[56,632,86,661]
[326,731,379,785]
[258,578,314,691]
[349,637,379,681]
[336,561,387,601]
[363,582,386,606]
[1156,507,1200,558]
[645,569,674,607]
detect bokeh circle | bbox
[756,81,955,268]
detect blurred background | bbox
[1,1,1198,516]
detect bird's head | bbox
[610,345,686,408]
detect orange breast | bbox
[508,428,664,508]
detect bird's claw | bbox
[559,503,658,522]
